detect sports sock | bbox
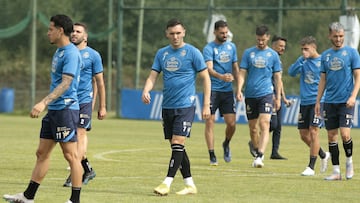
[23,180,39,200]
[184,177,195,187]
[180,150,191,178]
[163,177,173,187]
[343,138,353,157]
[329,142,340,165]
[223,138,230,146]
[308,156,317,170]
[81,158,92,173]
[208,150,215,159]
[166,144,184,177]
[318,147,326,159]
[256,152,264,159]
[70,187,81,203]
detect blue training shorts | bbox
[210,91,236,116]
[78,102,93,131]
[40,109,79,142]
[162,106,195,139]
[245,93,273,120]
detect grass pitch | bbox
[0,113,359,203]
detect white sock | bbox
[333,165,340,174]
[184,177,195,187]
[163,177,173,187]
[346,156,353,163]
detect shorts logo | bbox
[56,126,71,140]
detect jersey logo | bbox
[329,57,344,71]
[165,57,181,71]
[253,56,266,68]
[219,51,230,63]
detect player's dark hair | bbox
[256,24,269,36]
[272,35,287,43]
[214,20,228,30]
[50,14,74,37]
[166,18,185,29]
[74,22,88,33]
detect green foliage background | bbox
[0,0,359,111]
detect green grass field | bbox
[1,113,359,203]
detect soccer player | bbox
[142,18,211,195]
[288,36,330,176]
[63,22,107,187]
[315,22,360,180]
[203,20,240,166]
[3,14,83,203]
[238,24,282,168]
[269,35,291,160]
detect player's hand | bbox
[30,101,46,118]
[346,96,356,108]
[222,73,234,82]
[98,107,107,120]
[314,102,320,117]
[142,92,151,104]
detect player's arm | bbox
[237,68,247,101]
[94,72,106,120]
[92,78,97,110]
[30,74,73,118]
[207,61,233,82]
[347,68,360,108]
[273,71,282,111]
[198,68,211,120]
[142,70,159,104]
[315,72,326,116]
[232,62,241,101]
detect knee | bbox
[63,151,80,163]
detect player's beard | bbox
[216,36,227,43]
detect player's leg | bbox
[222,113,235,162]
[205,115,217,165]
[339,104,354,179]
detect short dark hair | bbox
[166,18,185,29]
[74,22,88,33]
[50,14,74,37]
[256,24,269,36]
[214,20,228,30]
[272,35,287,43]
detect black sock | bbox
[23,180,39,200]
[81,158,92,173]
[329,142,340,165]
[223,138,230,146]
[166,144,184,177]
[308,156,317,170]
[208,150,216,159]
[343,138,353,157]
[318,147,326,159]
[70,187,81,203]
[256,152,263,158]
[180,150,191,178]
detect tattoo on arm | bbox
[42,74,73,106]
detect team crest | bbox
[83,52,90,59]
[181,50,186,57]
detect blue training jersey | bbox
[203,41,238,92]
[288,55,323,105]
[240,46,282,98]
[49,43,81,110]
[77,46,104,104]
[152,43,207,109]
[321,46,360,103]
